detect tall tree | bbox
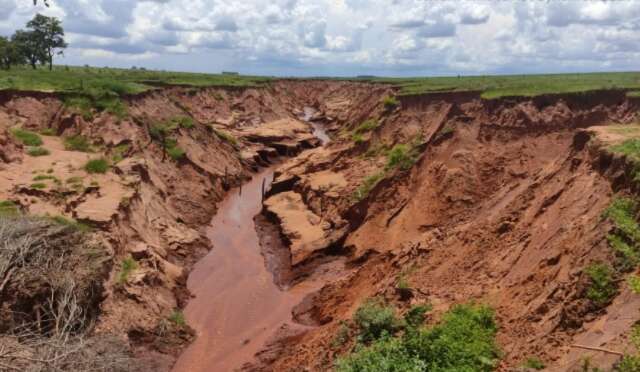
[26,14,67,71]
[0,36,24,69]
[11,30,43,69]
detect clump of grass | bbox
[351,133,365,144]
[63,96,94,121]
[386,144,417,171]
[168,310,187,327]
[30,182,47,190]
[213,129,238,146]
[0,200,19,216]
[27,146,50,157]
[354,298,401,344]
[173,116,195,129]
[49,215,91,232]
[603,197,640,270]
[584,262,617,306]
[336,304,499,372]
[111,143,130,164]
[382,96,399,110]
[167,146,186,161]
[95,96,128,120]
[353,172,385,201]
[523,357,545,370]
[84,158,109,174]
[64,135,92,152]
[11,128,43,146]
[33,174,57,182]
[351,119,379,142]
[117,257,138,284]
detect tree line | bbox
[0,13,67,71]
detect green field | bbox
[0,65,271,95]
[1,66,640,100]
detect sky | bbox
[0,0,639,77]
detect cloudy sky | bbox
[0,0,639,76]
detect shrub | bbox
[383,96,399,110]
[404,304,431,329]
[117,257,138,284]
[27,146,50,157]
[84,158,109,174]
[31,182,47,189]
[353,172,385,201]
[173,116,195,129]
[354,298,400,344]
[336,304,499,372]
[523,357,545,370]
[332,321,352,348]
[64,135,92,152]
[386,144,416,171]
[167,145,186,161]
[584,262,617,306]
[12,128,43,146]
[169,310,187,327]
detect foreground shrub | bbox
[336,304,499,372]
[386,144,417,171]
[585,262,617,306]
[354,298,401,343]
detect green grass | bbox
[11,128,43,146]
[39,128,57,136]
[84,158,109,174]
[584,262,617,306]
[0,65,271,94]
[603,197,640,270]
[354,172,385,201]
[49,215,91,232]
[353,119,379,136]
[336,304,499,372]
[610,139,640,161]
[173,115,195,129]
[111,143,130,164]
[373,72,640,99]
[628,91,640,98]
[167,145,186,161]
[213,129,239,146]
[64,135,92,152]
[523,357,545,370]
[386,144,417,171]
[33,174,57,181]
[382,96,399,110]
[0,200,19,216]
[169,310,187,327]
[30,182,47,189]
[26,146,50,157]
[117,257,138,284]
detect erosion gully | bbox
[172,108,330,372]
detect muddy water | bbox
[305,107,331,145]
[172,114,329,372]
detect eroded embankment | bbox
[2,82,640,372]
[253,89,640,371]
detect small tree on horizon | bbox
[26,13,67,71]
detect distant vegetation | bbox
[373,72,640,99]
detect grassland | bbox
[373,72,640,99]
[1,66,640,100]
[0,65,271,95]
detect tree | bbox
[11,30,43,69]
[0,36,24,70]
[26,14,67,71]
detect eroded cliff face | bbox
[257,90,640,371]
[1,81,639,371]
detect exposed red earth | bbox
[1,81,640,371]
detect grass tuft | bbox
[27,146,50,157]
[117,257,138,284]
[0,200,19,216]
[382,96,399,110]
[353,172,385,201]
[64,135,92,152]
[11,128,43,146]
[584,262,617,307]
[84,158,109,174]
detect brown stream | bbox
[172,111,328,372]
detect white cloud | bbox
[0,0,638,76]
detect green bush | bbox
[383,96,399,110]
[167,145,186,161]
[27,146,50,157]
[354,172,385,201]
[523,357,545,370]
[354,298,401,344]
[386,144,416,171]
[118,257,138,284]
[585,262,617,306]
[84,158,109,174]
[336,304,499,372]
[64,135,92,152]
[12,128,43,146]
[403,304,431,329]
[173,116,195,129]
